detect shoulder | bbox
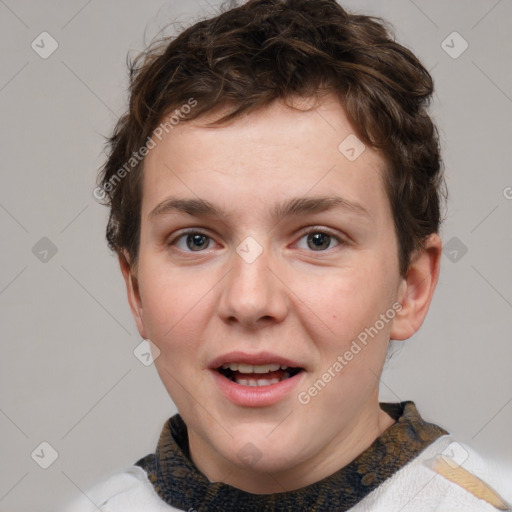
[61,465,182,512]
[352,435,512,511]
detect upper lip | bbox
[208,351,305,370]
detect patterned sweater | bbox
[63,401,512,511]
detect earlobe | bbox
[119,252,146,338]
[390,233,442,341]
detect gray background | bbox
[0,1,510,510]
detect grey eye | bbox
[296,231,340,251]
[174,233,213,252]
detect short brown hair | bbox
[98,0,445,276]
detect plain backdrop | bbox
[0,1,511,510]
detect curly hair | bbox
[97,0,446,276]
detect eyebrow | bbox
[148,195,371,222]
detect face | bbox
[121,94,439,493]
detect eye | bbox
[171,231,215,252]
[296,229,343,252]
[168,228,345,254]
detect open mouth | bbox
[217,363,303,387]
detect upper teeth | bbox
[221,363,287,373]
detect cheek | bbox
[298,271,395,405]
[294,264,392,341]
[137,263,210,354]
[139,269,215,407]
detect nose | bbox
[217,239,289,329]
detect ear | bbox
[119,251,147,338]
[390,233,442,341]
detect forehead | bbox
[140,95,390,224]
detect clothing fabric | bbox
[63,401,512,511]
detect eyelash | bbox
[167,227,346,254]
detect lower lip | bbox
[210,369,305,407]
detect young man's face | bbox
[122,94,437,492]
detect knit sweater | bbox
[63,401,512,511]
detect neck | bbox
[188,400,396,494]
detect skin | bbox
[120,93,442,494]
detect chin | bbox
[219,430,306,474]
